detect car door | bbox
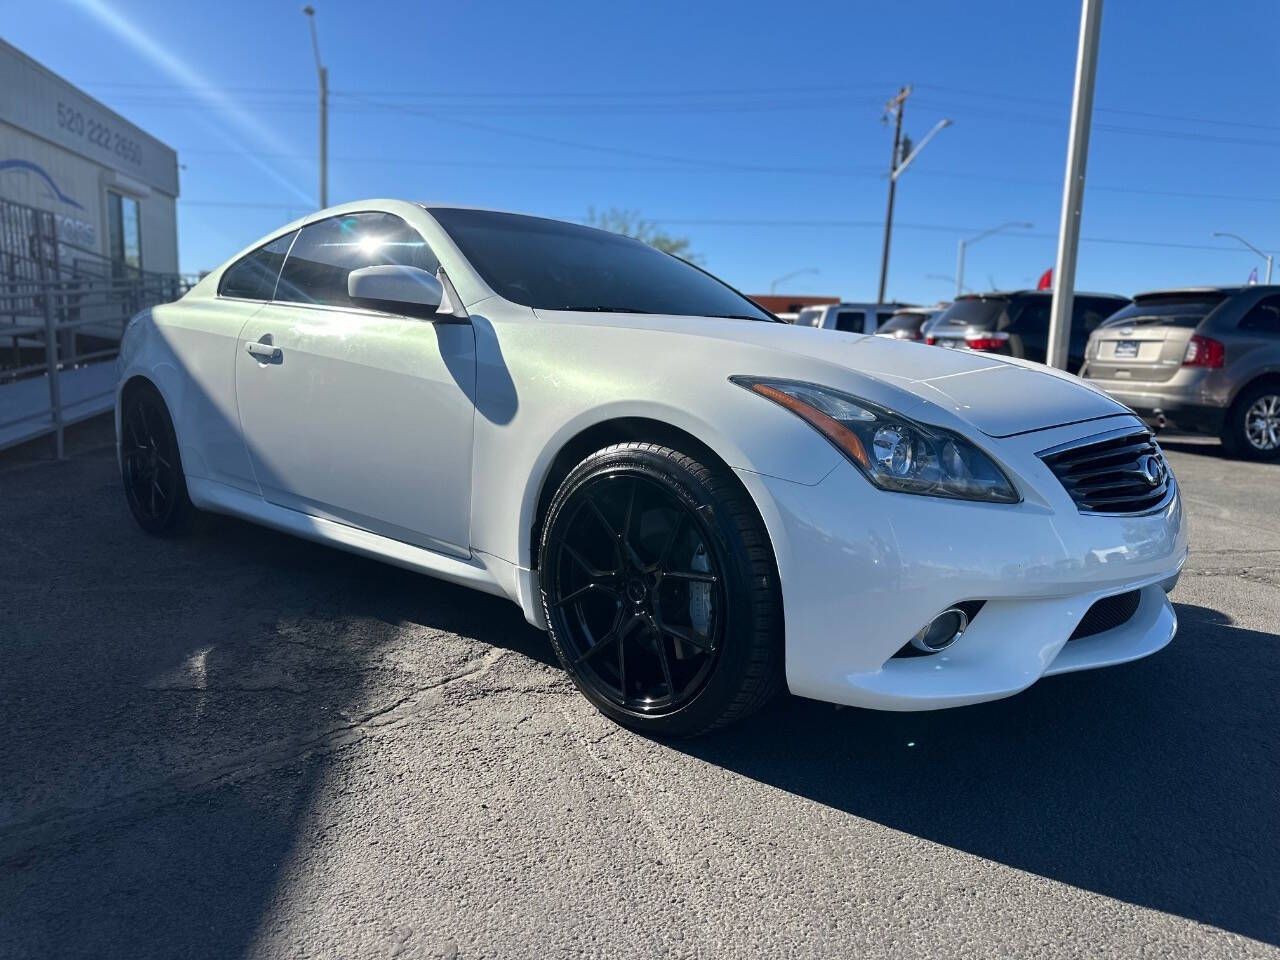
[168,229,297,493]
[234,211,477,557]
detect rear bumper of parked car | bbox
[1085,370,1230,434]
[735,417,1188,711]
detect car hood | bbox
[540,311,1130,439]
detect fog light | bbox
[910,607,969,653]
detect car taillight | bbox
[964,332,1009,351]
[903,330,923,341]
[1183,335,1224,368]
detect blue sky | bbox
[7,0,1279,301]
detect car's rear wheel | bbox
[538,442,783,737]
[120,383,197,534]
[1221,384,1280,461]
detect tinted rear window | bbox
[878,313,925,333]
[933,298,1007,329]
[431,208,772,321]
[1102,300,1220,329]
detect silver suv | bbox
[1081,286,1280,460]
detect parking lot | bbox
[1,414,1276,959]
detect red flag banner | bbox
[1037,268,1053,291]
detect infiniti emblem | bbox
[1137,454,1165,487]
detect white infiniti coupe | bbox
[116,200,1187,736]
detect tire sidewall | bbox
[539,445,767,736]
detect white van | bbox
[793,302,906,334]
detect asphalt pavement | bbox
[1,416,1277,959]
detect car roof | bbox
[1130,286,1253,301]
[955,290,1126,301]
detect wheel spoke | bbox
[662,621,715,654]
[560,540,616,580]
[552,581,618,608]
[645,614,677,700]
[655,512,686,570]
[663,569,718,584]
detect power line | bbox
[174,201,1279,253]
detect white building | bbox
[0,37,179,277]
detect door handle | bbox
[246,340,281,362]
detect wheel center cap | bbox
[626,579,647,605]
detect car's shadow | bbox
[669,601,1279,945]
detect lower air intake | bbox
[1069,589,1142,641]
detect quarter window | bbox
[218,231,297,301]
[1239,294,1280,334]
[275,213,440,308]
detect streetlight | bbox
[770,267,819,294]
[926,273,967,294]
[302,5,328,209]
[956,222,1033,298]
[1214,232,1273,284]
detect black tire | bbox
[1220,383,1280,462]
[538,442,784,737]
[120,383,198,535]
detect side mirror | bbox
[348,264,443,319]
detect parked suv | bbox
[794,302,905,334]
[1081,286,1280,460]
[926,291,1129,370]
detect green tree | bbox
[585,207,701,263]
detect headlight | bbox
[731,376,1019,504]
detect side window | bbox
[1070,298,1110,352]
[1007,300,1050,361]
[275,212,440,308]
[1239,294,1280,334]
[876,311,895,329]
[218,231,297,300]
[835,311,864,333]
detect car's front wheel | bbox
[538,442,784,737]
[120,383,197,535]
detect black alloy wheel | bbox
[539,442,783,736]
[120,384,196,535]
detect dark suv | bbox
[926,290,1129,370]
[1081,286,1280,460]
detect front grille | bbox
[1069,590,1142,640]
[1039,428,1171,514]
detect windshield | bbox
[430,207,773,321]
[1101,299,1221,329]
[932,298,1008,329]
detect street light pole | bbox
[303,5,328,209]
[770,267,819,294]
[1046,0,1103,370]
[1214,232,1274,284]
[955,221,1033,298]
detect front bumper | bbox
[736,416,1188,711]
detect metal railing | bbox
[0,273,193,455]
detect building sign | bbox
[0,39,178,197]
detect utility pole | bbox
[1046,0,1103,370]
[877,85,911,303]
[303,5,328,209]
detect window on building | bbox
[107,191,142,275]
